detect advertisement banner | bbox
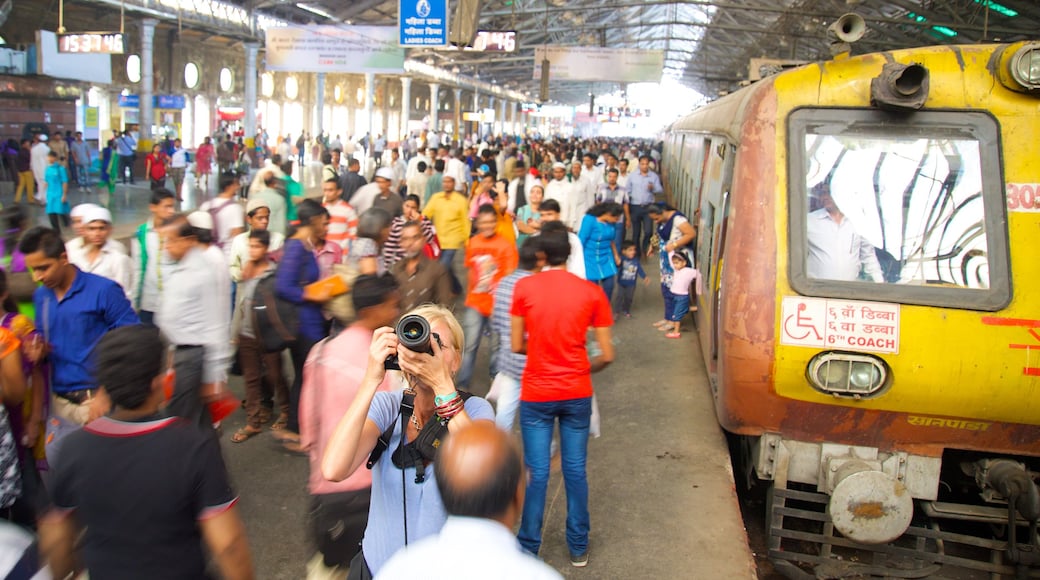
[533,46,664,83]
[266,26,405,74]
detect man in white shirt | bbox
[567,162,596,232]
[807,187,884,283]
[276,136,291,161]
[389,148,407,195]
[377,423,563,580]
[30,134,50,205]
[581,153,604,188]
[199,172,246,263]
[156,214,232,430]
[616,157,631,190]
[405,146,431,182]
[536,201,585,279]
[445,151,469,194]
[542,162,573,224]
[406,161,430,201]
[169,138,189,200]
[186,211,232,324]
[131,189,177,325]
[66,204,128,265]
[70,206,133,301]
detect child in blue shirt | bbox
[44,150,71,233]
[615,240,649,317]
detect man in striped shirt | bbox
[321,178,358,253]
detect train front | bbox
[733,42,1040,576]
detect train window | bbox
[788,109,1010,311]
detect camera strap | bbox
[365,390,414,470]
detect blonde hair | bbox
[405,304,464,353]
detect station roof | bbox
[46,0,1040,104]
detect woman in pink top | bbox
[298,274,401,571]
[195,136,215,194]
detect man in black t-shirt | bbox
[39,325,254,580]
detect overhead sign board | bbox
[266,26,405,73]
[117,95,187,109]
[399,0,448,47]
[533,46,664,83]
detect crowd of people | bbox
[0,131,706,578]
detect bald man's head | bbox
[434,422,522,521]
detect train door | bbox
[699,139,736,365]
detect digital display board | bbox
[56,32,125,54]
[471,30,516,52]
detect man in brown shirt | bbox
[390,221,454,312]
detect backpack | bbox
[250,273,298,352]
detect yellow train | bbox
[663,33,1040,578]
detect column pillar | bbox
[452,87,462,143]
[510,101,518,136]
[244,42,259,143]
[486,96,495,138]
[345,78,355,138]
[400,76,412,141]
[471,90,480,141]
[315,73,326,138]
[428,82,440,133]
[365,72,375,159]
[499,99,507,137]
[140,18,158,146]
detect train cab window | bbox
[788,109,1010,310]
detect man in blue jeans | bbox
[510,223,614,567]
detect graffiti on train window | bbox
[803,134,988,289]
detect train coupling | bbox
[973,459,1040,566]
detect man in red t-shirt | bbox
[510,221,613,566]
[144,145,168,191]
[458,203,518,389]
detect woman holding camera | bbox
[322,304,494,578]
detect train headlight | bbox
[1010,45,1040,90]
[996,42,1040,93]
[807,352,889,398]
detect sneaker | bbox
[570,551,589,567]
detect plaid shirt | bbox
[491,269,533,380]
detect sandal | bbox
[282,440,307,455]
[272,429,300,443]
[665,332,681,339]
[231,426,262,443]
[270,414,288,431]
[652,320,669,328]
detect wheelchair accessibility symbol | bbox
[780,297,826,347]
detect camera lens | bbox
[396,314,433,355]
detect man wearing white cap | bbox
[350,167,397,216]
[30,134,50,205]
[543,162,578,231]
[248,168,288,237]
[370,167,403,218]
[228,197,285,283]
[65,203,128,265]
[69,206,133,300]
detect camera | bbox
[384,314,434,370]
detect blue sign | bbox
[117,94,187,109]
[399,0,448,47]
